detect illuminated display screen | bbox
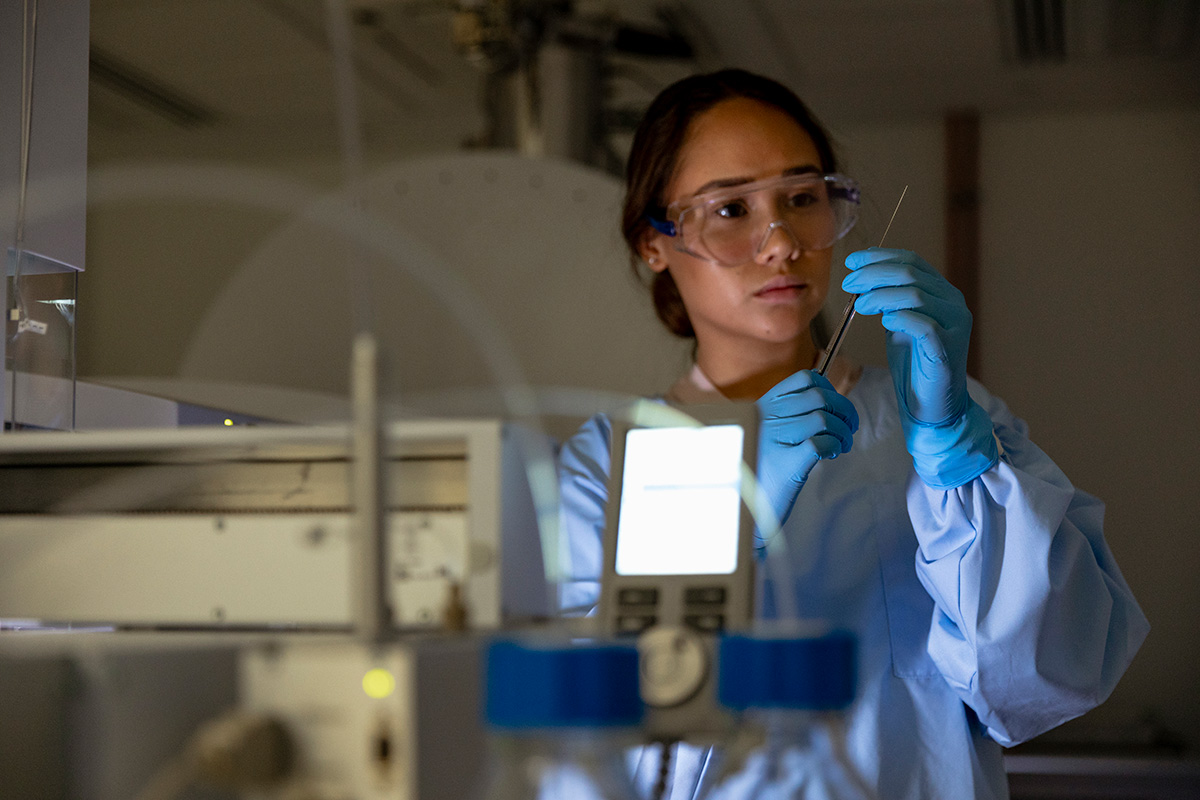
[614,424,743,576]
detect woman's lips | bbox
[755,278,806,300]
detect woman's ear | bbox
[638,235,670,274]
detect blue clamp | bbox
[717,631,857,712]
[485,639,644,729]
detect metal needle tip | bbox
[815,185,909,376]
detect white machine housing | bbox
[0,419,549,630]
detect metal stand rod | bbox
[351,332,390,642]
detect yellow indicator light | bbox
[223,418,234,426]
[363,668,396,699]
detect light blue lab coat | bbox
[557,366,1148,799]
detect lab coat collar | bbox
[664,352,862,404]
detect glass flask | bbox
[480,638,644,800]
[697,630,873,800]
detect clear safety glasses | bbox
[648,173,861,267]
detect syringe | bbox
[815,185,908,376]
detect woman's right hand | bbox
[755,370,859,531]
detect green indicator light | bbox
[363,668,395,699]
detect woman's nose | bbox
[754,220,801,265]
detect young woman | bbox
[557,70,1147,798]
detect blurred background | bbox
[2,0,1198,795]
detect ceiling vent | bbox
[1009,0,1067,62]
[998,0,1200,63]
[1107,0,1200,58]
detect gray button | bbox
[618,588,660,607]
[684,613,725,633]
[685,587,727,605]
[617,614,657,634]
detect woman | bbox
[557,69,1147,798]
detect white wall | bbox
[765,105,1200,748]
[830,107,1200,747]
[980,107,1200,746]
[822,117,947,370]
[82,198,287,378]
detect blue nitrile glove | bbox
[756,370,859,531]
[842,248,998,489]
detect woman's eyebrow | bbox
[692,175,754,195]
[783,165,821,177]
[690,164,821,196]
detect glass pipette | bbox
[815,185,909,376]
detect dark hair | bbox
[622,69,839,339]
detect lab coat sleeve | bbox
[908,383,1149,747]
[556,413,612,613]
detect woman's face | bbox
[642,97,833,355]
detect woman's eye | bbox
[787,191,820,208]
[713,201,749,219]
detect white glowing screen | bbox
[614,424,744,576]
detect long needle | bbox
[815,185,909,376]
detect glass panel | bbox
[5,247,78,431]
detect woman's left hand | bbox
[842,247,998,489]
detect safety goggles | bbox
[648,173,860,267]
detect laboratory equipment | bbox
[647,173,860,268]
[698,629,870,800]
[815,186,907,377]
[0,418,548,629]
[598,402,759,743]
[1,0,88,431]
[240,637,486,800]
[0,325,860,800]
[600,405,759,596]
[5,250,80,431]
[0,405,867,799]
[0,412,548,800]
[479,638,643,800]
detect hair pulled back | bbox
[622,69,838,339]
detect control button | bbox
[618,588,659,607]
[638,626,710,708]
[617,614,657,634]
[685,613,725,633]
[685,587,727,605]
